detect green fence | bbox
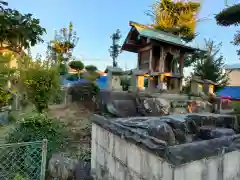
[0,139,47,180]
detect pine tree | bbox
[189,39,229,88]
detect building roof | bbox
[104,66,123,73]
[122,21,205,52]
[225,63,240,70]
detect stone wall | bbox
[91,123,240,180]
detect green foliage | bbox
[182,76,191,94]
[0,53,15,87]
[85,65,97,72]
[23,67,60,113]
[0,88,12,108]
[0,1,8,10]
[58,63,68,75]
[0,53,15,108]
[83,72,100,82]
[215,4,240,26]
[66,73,79,81]
[78,148,91,161]
[69,60,84,71]
[48,23,79,65]
[69,82,100,101]
[188,39,229,88]
[0,5,46,53]
[215,4,240,57]
[14,174,30,180]
[232,102,240,114]
[6,113,66,159]
[109,29,121,67]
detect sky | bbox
[7,0,240,71]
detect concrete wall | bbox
[91,123,240,180]
[174,150,240,180]
[227,69,240,86]
[91,123,173,180]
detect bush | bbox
[66,73,79,81]
[68,82,100,101]
[83,72,100,82]
[0,88,12,108]
[23,67,60,113]
[4,113,66,179]
[6,113,66,159]
[69,61,84,70]
[85,65,97,72]
[59,63,68,75]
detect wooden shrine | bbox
[121,21,205,92]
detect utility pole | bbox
[109,29,121,67]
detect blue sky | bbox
[7,0,240,71]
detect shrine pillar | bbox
[179,51,185,91]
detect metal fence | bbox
[0,139,47,180]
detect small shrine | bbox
[190,77,216,96]
[121,21,205,92]
[104,66,123,91]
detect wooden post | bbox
[179,51,185,76]
[148,48,153,90]
[149,48,153,73]
[179,51,185,91]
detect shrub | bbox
[6,113,66,159]
[69,60,84,79]
[23,67,60,113]
[0,88,12,108]
[68,82,100,101]
[83,72,100,82]
[85,65,97,72]
[59,63,68,75]
[66,73,79,81]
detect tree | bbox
[0,1,7,10]
[83,65,99,82]
[188,39,229,88]
[68,60,84,79]
[85,65,97,72]
[0,53,15,107]
[23,67,60,113]
[0,5,46,54]
[215,4,240,56]
[109,29,121,67]
[49,22,79,66]
[146,0,202,42]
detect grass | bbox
[232,101,240,114]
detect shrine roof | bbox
[122,21,206,52]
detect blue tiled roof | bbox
[216,86,240,100]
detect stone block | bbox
[125,142,141,174]
[224,151,240,180]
